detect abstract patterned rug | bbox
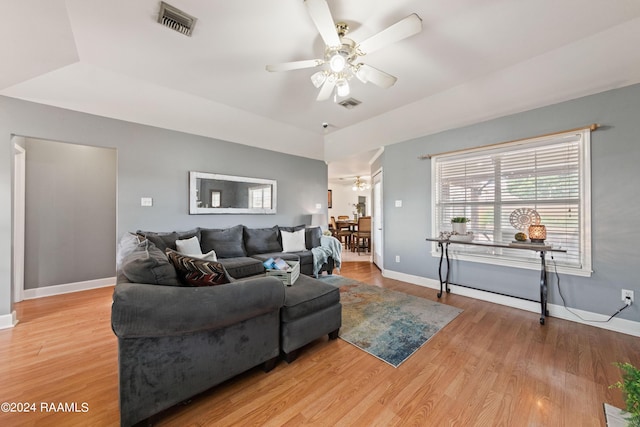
[318,275,463,367]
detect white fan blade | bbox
[266,59,323,72]
[305,0,341,47]
[357,13,422,55]
[356,64,397,89]
[316,77,336,101]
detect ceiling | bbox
[2,0,640,182]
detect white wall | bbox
[328,183,371,220]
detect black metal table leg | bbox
[539,251,548,325]
[436,241,451,298]
[437,242,445,298]
[444,242,451,294]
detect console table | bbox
[425,238,567,325]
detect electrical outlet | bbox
[622,289,634,304]
[395,255,400,263]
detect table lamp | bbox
[528,224,547,243]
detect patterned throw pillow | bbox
[165,248,231,287]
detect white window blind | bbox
[432,129,591,275]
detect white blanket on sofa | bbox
[311,236,343,277]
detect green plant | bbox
[611,362,640,427]
[451,217,470,223]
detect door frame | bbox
[13,141,25,303]
[372,169,383,270]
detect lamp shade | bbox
[528,224,546,243]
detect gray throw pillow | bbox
[121,241,181,286]
[116,232,142,270]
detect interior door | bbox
[372,171,383,269]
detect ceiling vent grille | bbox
[158,2,197,36]
[337,97,362,109]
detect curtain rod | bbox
[417,123,599,160]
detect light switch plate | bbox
[141,197,153,207]
[395,200,402,207]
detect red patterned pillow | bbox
[166,248,231,287]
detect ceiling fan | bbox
[266,0,422,101]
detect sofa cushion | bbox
[121,241,181,286]
[166,249,232,287]
[137,229,201,252]
[200,225,246,258]
[243,226,282,255]
[281,275,341,322]
[217,257,265,279]
[281,229,306,252]
[305,226,322,250]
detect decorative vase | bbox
[452,222,467,234]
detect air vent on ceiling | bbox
[337,98,362,109]
[158,2,197,36]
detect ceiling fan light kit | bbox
[266,0,422,102]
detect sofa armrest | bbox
[112,276,285,338]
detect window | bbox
[249,185,272,209]
[210,190,221,208]
[431,129,592,276]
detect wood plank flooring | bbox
[1,261,638,426]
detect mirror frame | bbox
[189,171,277,214]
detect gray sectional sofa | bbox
[138,224,334,278]
[111,224,341,426]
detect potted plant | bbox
[451,217,470,234]
[610,362,640,426]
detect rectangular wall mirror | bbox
[189,171,277,214]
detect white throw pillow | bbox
[176,236,202,255]
[185,250,218,262]
[281,229,306,252]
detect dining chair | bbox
[352,216,372,255]
[330,216,353,249]
[329,216,336,233]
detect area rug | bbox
[318,275,462,367]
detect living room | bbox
[2,1,640,426]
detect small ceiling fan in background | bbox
[266,0,422,101]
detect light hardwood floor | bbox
[1,262,638,426]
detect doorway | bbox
[372,170,383,270]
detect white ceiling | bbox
[2,0,640,180]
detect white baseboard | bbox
[23,277,116,300]
[383,269,640,338]
[0,310,18,329]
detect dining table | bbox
[335,219,358,231]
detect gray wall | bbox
[24,138,116,289]
[0,96,327,314]
[382,83,640,321]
